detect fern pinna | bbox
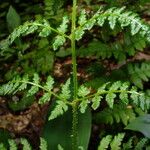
[0,74,149,120]
[98,133,150,150]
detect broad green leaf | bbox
[7,6,21,32]
[125,114,150,138]
[42,108,91,150]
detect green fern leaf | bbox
[53,35,66,50]
[92,96,102,110]
[79,99,89,113]
[123,137,133,150]
[24,22,38,35]
[84,19,96,30]
[57,16,69,33]
[40,138,47,150]
[20,138,32,150]
[109,81,121,91]
[110,133,125,150]
[78,10,87,25]
[119,82,129,104]
[18,75,29,91]
[134,138,148,150]
[106,92,116,108]
[128,62,150,89]
[39,20,51,37]
[8,139,17,150]
[97,15,107,26]
[98,135,112,150]
[130,87,139,105]
[75,27,85,41]
[44,76,54,90]
[107,8,118,29]
[78,85,90,97]
[0,143,7,150]
[57,144,64,150]
[139,93,146,110]
[48,101,68,120]
[39,93,51,104]
[27,73,40,97]
[59,78,71,100]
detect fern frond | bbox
[40,138,47,150]
[0,74,55,105]
[39,20,51,37]
[75,7,150,42]
[98,133,125,150]
[128,62,150,89]
[77,35,146,62]
[123,137,133,150]
[27,73,40,97]
[79,99,89,113]
[78,10,87,26]
[8,139,17,150]
[20,138,32,150]
[98,135,112,150]
[59,78,71,100]
[93,104,136,125]
[53,16,69,50]
[110,133,125,150]
[77,81,148,113]
[58,144,64,150]
[134,138,148,150]
[39,76,54,104]
[92,95,102,110]
[48,101,68,120]
[0,17,69,51]
[0,143,6,150]
[44,0,65,18]
[78,85,90,113]
[78,85,90,97]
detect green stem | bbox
[72,103,78,150]
[71,0,78,100]
[71,0,78,149]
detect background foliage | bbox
[0,0,150,149]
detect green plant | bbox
[0,0,150,149]
[98,133,150,150]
